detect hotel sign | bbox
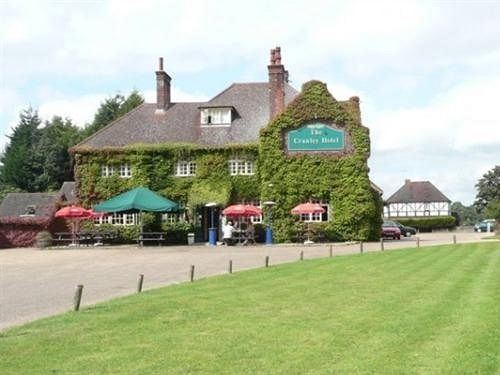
[286,123,345,152]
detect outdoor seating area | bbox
[52,231,118,247]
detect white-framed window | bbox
[175,161,196,177]
[119,163,132,178]
[101,165,114,177]
[228,160,254,175]
[200,108,232,126]
[162,212,185,223]
[300,200,330,222]
[94,213,138,226]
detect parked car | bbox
[474,219,496,232]
[393,221,417,237]
[381,221,401,240]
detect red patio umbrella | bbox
[291,203,326,243]
[54,206,105,244]
[291,203,325,215]
[223,204,262,217]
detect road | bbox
[0,231,494,330]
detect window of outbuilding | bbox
[119,164,132,178]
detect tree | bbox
[484,199,500,221]
[0,107,41,191]
[81,90,144,138]
[32,116,80,191]
[451,201,481,226]
[474,166,500,212]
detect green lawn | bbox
[1,243,499,374]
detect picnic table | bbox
[53,231,118,247]
[137,232,168,247]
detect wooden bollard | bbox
[137,274,144,293]
[189,265,195,282]
[360,241,364,254]
[300,251,304,261]
[73,284,83,312]
[453,235,456,244]
[329,245,333,257]
[228,260,233,274]
[417,237,420,248]
[265,256,270,268]
[380,238,384,251]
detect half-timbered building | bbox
[384,179,451,218]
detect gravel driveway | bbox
[0,231,492,330]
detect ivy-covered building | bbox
[71,47,382,242]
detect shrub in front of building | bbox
[396,216,456,232]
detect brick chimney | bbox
[268,47,286,119]
[156,57,171,112]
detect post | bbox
[300,251,304,261]
[453,234,456,244]
[73,284,83,312]
[190,265,195,282]
[228,260,233,274]
[137,274,144,293]
[265,256,270,268]
[329,245,333,257]
[380,238,384,251]
[360,241,363,254]
[417,237,420,248]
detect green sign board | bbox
[287,123,345,151]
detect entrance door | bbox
[200,206,221,242]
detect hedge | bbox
[395,216,457,231]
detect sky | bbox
[1,0,499,205]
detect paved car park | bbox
[0,232,493,330]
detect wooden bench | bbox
[137,232,167,247]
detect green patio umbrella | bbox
[93,187,179,213]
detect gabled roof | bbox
[73,82,298,150]
[0,193,60,218]
[59,181,77,204]
[386,180,451,204]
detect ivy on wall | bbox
[258,80,382,242]
[73,144,260,212]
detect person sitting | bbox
[222,221,235,246]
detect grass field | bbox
[1,242,499,374]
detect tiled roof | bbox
[0,193,60,218]
[59,181,77,204]
[73,82,298,150]
[386,181,451,203]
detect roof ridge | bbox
[206,83,236,103]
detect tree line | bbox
[0,90,144,198]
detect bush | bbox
[161,221,194,244]
[396,216,456,232]
[35,231,52,249]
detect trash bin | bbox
[187,233,195,245]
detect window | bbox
[119,164,132,178]
[94,213,137,226]
[229,160,254,175]
[101,165,114,177]
[175,161,196,176]
[200,108,231,125]
[300,200,330,222]
[162,212,185,223]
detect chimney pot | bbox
[159,57,164,71]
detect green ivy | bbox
[258,80,382,242]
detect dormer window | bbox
[24,205,36,216]
[201,108,232,126]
